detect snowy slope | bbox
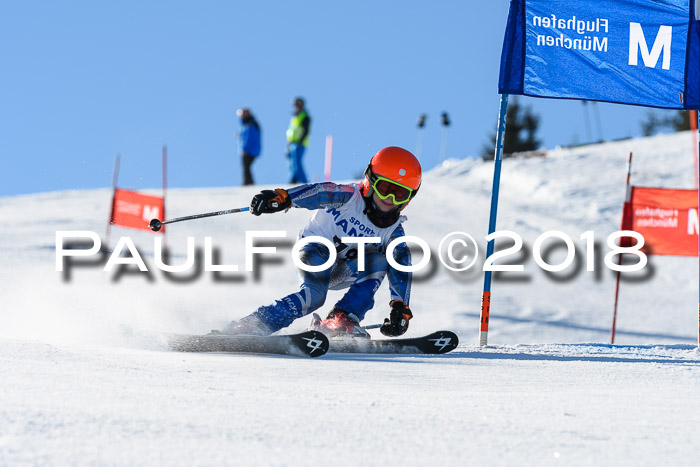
[1,132,699,466]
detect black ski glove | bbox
[250,189,291,216]
[380,300,413,337]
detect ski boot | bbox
[221,315,272,336]
[312,308,370,338]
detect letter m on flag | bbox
[629,23,673,70]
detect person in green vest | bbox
[286,97,311,183]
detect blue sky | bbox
[1,1,665,196]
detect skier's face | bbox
[372,192,398,212]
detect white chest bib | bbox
[298,188,403,258]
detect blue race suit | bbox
[251,182,412,332]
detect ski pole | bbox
[149,207,250,231]
[362,324,382,330]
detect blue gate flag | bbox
[499,0,700,110]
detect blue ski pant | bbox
[287,143,308,184]
[252,242,388,332]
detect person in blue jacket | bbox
[236,107,261,185]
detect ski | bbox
[165,330,329,358]
[329,330,458,355]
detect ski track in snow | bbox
[1,132,700,465]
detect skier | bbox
[226,146,421,338]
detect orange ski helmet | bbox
[362,146,422,207]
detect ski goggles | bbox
[371,175,415,205]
